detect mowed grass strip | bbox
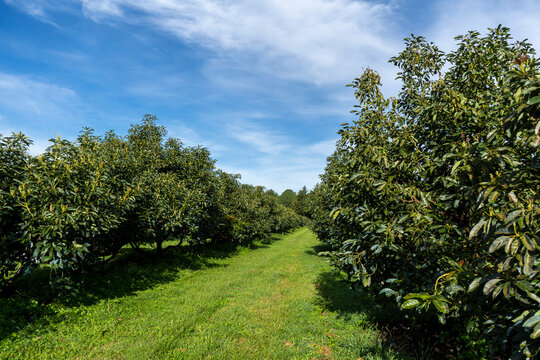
[1,228,402,359]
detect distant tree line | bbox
[278,186,311,218]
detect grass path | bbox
[1,228,402,359]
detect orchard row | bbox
[0,116,306,291]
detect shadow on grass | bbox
[309,241,485,360]
[304,242,333,256]
[314,271,379,317]
[0,240,268,342]
[314,270,412,360]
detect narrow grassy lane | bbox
[1,228,401,359]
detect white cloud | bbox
[81,0,122,19]
[227,123,290,155]
[74,0,540,94]
[76,0,399,85]
[0,72,79,119]
[4,0,50,19]
[0,72,90,148]
[165,112,337,193]
[3,0,78,25]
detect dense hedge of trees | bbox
[310,27,539,358]
[0,115,306,291]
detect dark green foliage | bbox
[292,186,310,217]
[16,132,134,281]
[279,189,297,208]
[222,184,305,243]
[0,133,32,290]
[307,183,340,246]
[0,115,304,292]
[311,26,539,358]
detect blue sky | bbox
[1,0,539,193]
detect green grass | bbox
[1,228,405,359]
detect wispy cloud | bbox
[74,0,400,85]
[227,123,290,155]
[220,164,323,193]
[3,0,79,26]
[0,72,79,119]
[81,0,123,19]
[219,140,334,192]
[0,72,90,150]
[219,119,336,192]
[4,0,55,24]
[8,0,539,86]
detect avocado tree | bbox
[14,130,134,282]
[313,26,539,358]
